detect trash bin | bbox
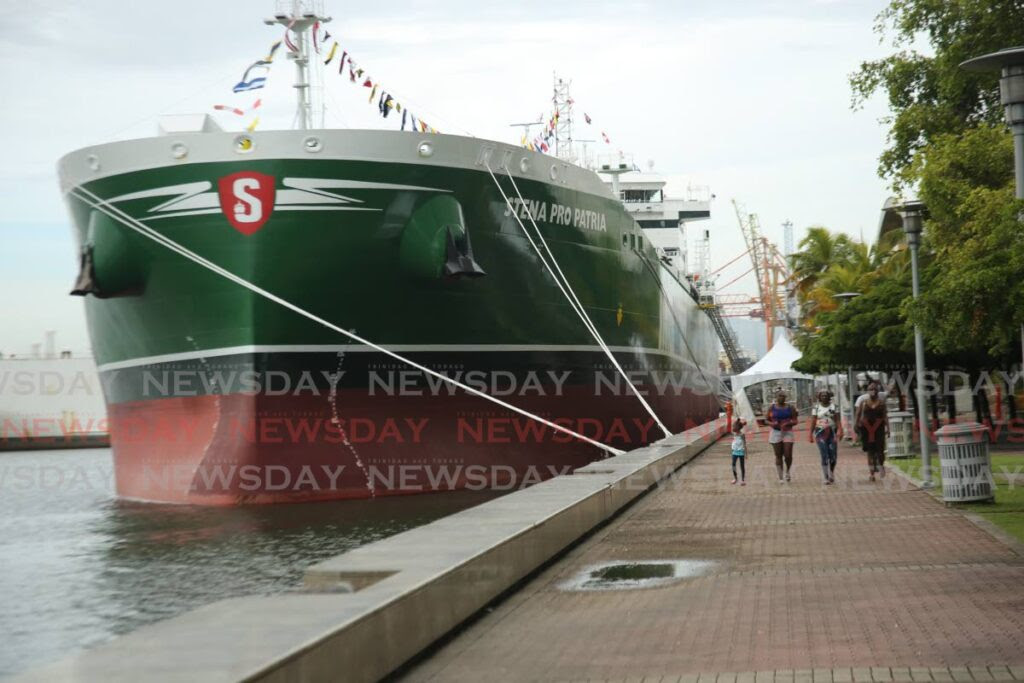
[887,411,914,459]
[936,422,994,503]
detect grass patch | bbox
[889,452,1024,543]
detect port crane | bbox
[688,228,753,373]
[730,200,791,351]
[691,201,794,372]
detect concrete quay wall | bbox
[12,419,725,683]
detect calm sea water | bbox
[0,448,496,678]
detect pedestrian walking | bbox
[730,418,747,486]
[857,381,889,481]
[767,391,798,483]
[809,390,841,484]
[854,376,888,445]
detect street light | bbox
[900,200,933,488]
[833,292,862,441]
[960,47,1024,371]
[960,47,1024,200]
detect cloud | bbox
[0,0,894,352]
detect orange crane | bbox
[731,200,791,350]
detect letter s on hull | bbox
[217,171,276,235]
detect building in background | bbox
[0,332,108,450]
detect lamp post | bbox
[900,201,932,488]
[960,47,1024,374]
[961,47,1024,200]
[833,292,862,440]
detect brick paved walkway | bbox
[403,430,1024,682]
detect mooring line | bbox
[68,184,626,457]
[483,162,672,439]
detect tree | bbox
[907,125,1024,361]
[789,227,853,297]
[793,253,916,374]
[789,229,887,328]
[843,0,1024,372]
[849,0,1023,189]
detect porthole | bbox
[302,136,323,153]
[549,164,559,180]
[418,141,434,158]
[171,142,188,160]
[234,135,254,153]
[86,154,100,172]
[519,157,530,173]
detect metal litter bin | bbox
[887,411,914,459]
[936,422,994,503]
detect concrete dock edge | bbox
[11,418,724,683]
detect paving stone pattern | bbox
[403,429,1024,682]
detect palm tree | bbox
[788,227,853,298]
[790,224,912,329]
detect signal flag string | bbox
[66,185,626,458]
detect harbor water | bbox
[0,447,497,678]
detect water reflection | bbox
[0,448,497,677]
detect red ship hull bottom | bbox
[106,387,717,505]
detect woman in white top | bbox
[808,390,842,484]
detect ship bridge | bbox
[599,161,712,278]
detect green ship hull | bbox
[59,129,720,504]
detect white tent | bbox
[731,335,814,423]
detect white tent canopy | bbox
[731,335,814,423]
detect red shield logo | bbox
[217,171,275,235]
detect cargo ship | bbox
[0,333,109,451]
[57,2,721,504]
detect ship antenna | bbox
[552,73,575,163]
[264,1,332,130]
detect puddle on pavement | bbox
[560,560,716,591]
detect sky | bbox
[0,0,897,356]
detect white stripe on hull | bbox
[96,344,706,373]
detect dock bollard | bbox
[886,411,914,459]
[935,422,995,503]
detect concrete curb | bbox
[11,419,726,683]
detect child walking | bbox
[730,418,747,485]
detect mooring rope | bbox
[483,161,672,439]
[68,184,626,457]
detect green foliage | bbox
[903,125,1024,361]
[789,226,854,297]
[849,0,1021,187]
[793,262,915,373]
[813,1,1024,371]
[788,225,904,334]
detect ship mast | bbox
[264,1,331,130]
[552,74,576,162]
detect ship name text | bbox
[502,197,607,232]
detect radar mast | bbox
[264,0,332,130]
